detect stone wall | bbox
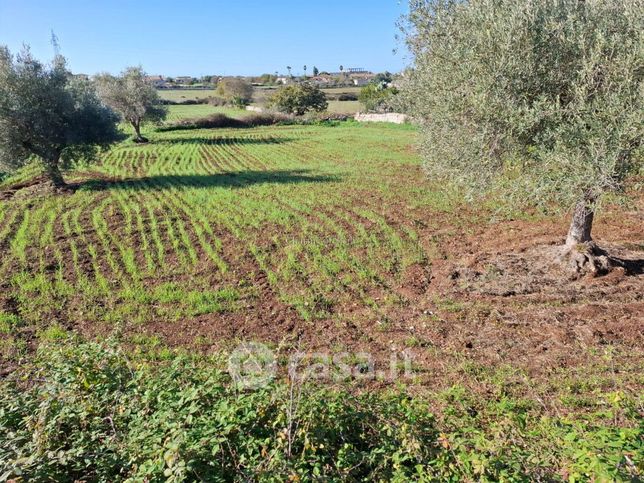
[354,113,409,124]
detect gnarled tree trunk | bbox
[131,120,148,143]
[565,194,596,247]
[561,193,611,276]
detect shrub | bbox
[159,112,294,131]
[160,98,209,106]
[0,341,641,481]
[267,83,328,116]
[338,93,358,101]
[160,113,245,130]
[243,112,293,127]
[304,111,351,124]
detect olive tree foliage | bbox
[0,47,120,187]
[400,0,643,247]
[95,67,167,143]
[267,83,328,115]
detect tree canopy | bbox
[216,78,254,108]
[400,0,643,248]
[0,47,120,187]
[96,67,167,143]
[267,83,328,116]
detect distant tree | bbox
[267,83,328,115]
[312,66,319,77]
[259,73,277,85]
[339,65,344,73]
[401,0,643,271]
[287,66,292,78]
[372,71,393,85]
[0,47,120,187]
[303,65,307,77]
[359,83,398,112]
[95,67,167,143]
[216,77,254,108]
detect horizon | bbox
[0,0,410,77]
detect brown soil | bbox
[72,201,643,393]
[1,170,642,394]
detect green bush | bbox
[359,83,398,113]
[0,341,641,481]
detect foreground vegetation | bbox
[1,340,641,481]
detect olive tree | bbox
[267,83,328,115]
[401,0,642,267]
[0,47,120,187]
[96,67,167,143]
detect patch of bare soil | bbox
[396,208,644,383]
[0,176,58,200]
[449,242,643,296]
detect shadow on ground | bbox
[80,169,339,191]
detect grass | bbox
[157,88,217,102]
[0,109,423,331]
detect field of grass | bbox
[326,100,362,114]
[0,116,422,330]
[165,104,248,121]
[158,88,217,102]
[0,104,641,480]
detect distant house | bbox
[309,76,332,86]
[175,76,194,85]
[276,77,291,85]
[144,75,168,88]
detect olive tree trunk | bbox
[131,120,148,143]
[565,194,596,247]
[44,154,66,188]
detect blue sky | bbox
[0,0,410,76]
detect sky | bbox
[0,0,411,77]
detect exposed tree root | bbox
[558,241,613,278]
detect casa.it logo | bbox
[228,342,277,389]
